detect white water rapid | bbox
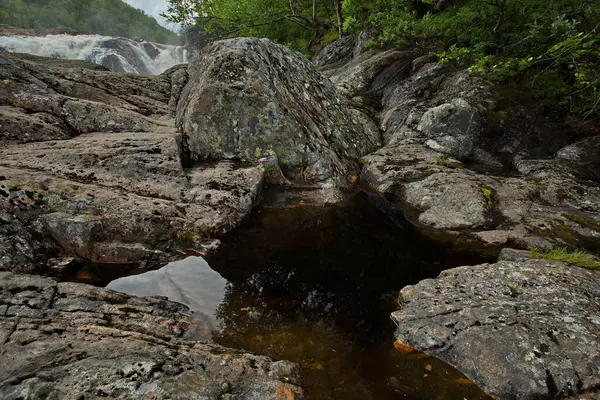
[0,34,188,75]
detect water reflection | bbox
[106,256,227,328]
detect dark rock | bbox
[176,37,380,187]
[0,271,304,399]
[162,64,189,111]
[315,34,357,68]
[99,38,153,74]
[392,259,600,399]
[0,106,72,142]
[143,41,160,59]
[555,135,600,182]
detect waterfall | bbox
[0,34,188,75]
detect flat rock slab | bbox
[0,272,303,399]
[392,259,600,399]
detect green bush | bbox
[343,0,600,119]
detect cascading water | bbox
[0,34,188,75]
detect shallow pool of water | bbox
[74,191,493,400]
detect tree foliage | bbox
[342,0,600,119]
[163,0,343,53]
[0,0,181,44]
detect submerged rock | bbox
[391,259,600,399]
[0,271,303,399]
[176,37,380,186]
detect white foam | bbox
[0,34,188,75]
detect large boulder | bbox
[176,37,380,186]
[0,272,304,399]
[391,258,600,399]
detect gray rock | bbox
[0,53,265,272]
[403,172,490,230]
[176,37,380,186]
[315,34,357,68]
[391,259,600,399]
[61,99,153,133]
[0,140,265,271]
[0,106,72,142]
[342,46,600,252]
[0,271,304,399]
[40,212,102,259]
[555,135,600,182]
[417,98,479,159]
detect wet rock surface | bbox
[0,271,303,399]
[391,259,600,399]
[176,37,380,186]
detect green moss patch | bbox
[530,247,600,270]
[480,185,494,208]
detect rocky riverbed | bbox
[1,33,599,399]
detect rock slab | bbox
[0,272,303,399]
[392,259,600,399]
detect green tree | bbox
[342,0,600,119]
[163,0,345,52]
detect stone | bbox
[391,259,600,399]
[0,272,304,399]
[330,44,600,252]
[555,135,600,182]
[40,213,102,259]
[417,98,479,159]
[0,53,265,273]
[403,172,490,230]
[315,34,357,68]
[0,106,72,142]
[176,37,380,187]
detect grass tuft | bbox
[529,247,600,270]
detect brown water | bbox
[205,191,493,400]
[73,191,494,400]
